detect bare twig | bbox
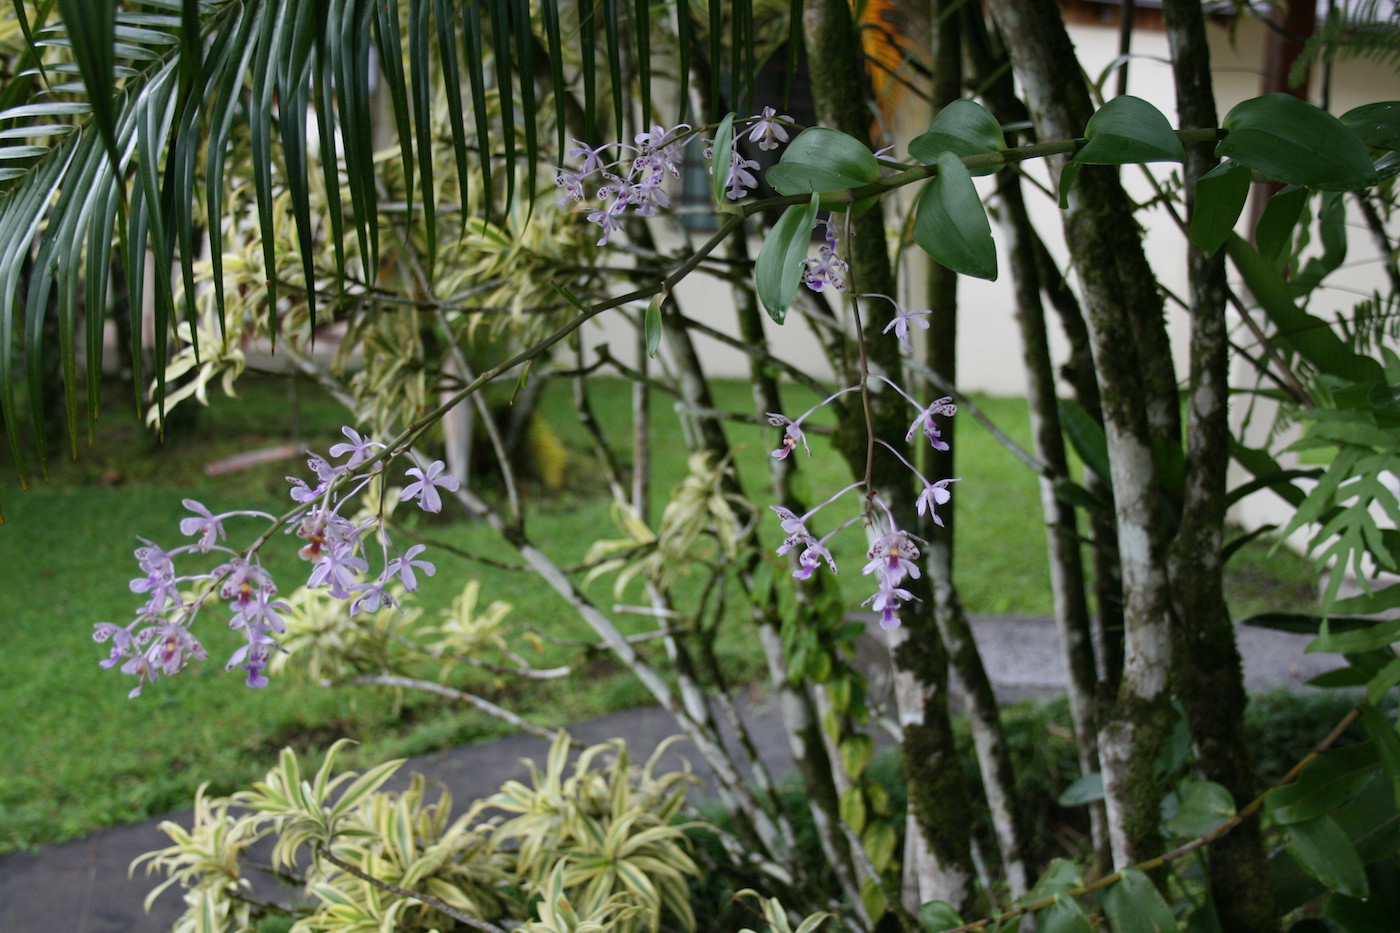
[348,674,575,745]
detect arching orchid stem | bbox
[851,296,878,497]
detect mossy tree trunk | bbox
[981,0,1180,868]
[803,0,981,912]
[962,10,1111,869]
[920,0,1034,900]
[1162,0,1276,927]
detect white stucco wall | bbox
[578,16,1400,402]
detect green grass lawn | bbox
[0,372,1321,853]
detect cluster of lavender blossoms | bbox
[553,108,955,630]
[93,428,460,697]
[765,293,960,630]
[555,108,797,244]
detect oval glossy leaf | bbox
[1190,160,1252,257]
[1024,858,1084,903]
[1037,894,1093,933]
[1056,771,1104,807]
[644,295,663,358]
[1102,869,1180,933]
[766,126,881,195]
[1220,93,1378,190]
[917,901,963,932]
[840,733,875,781]
[913,151,997,280]
[1073,95,1185,165]
[710,111,736,207]
[1285,814,1370,898]
[1340,100,1400,150]
[1164,779,1236,838]
[909,99,1005,175]
[755,194,820,323]
[1267,743,1380,825]
[1255,185,1308,266]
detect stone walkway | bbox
[0,616,1332,933]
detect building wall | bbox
[580,15,1400,402]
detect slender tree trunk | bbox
[961,12,1111,868]
[804,0,979,912]
[982,0,1178,869]
[915,0,1033,899]
[994,165,1111,872]
[1029,241,1125,693]
[962,12,1125,698]
[1162,0,1276,927]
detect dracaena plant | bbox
[7,2,1400,933]
[136,736,701,933]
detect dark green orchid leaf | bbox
[1102,869,1180,933]
[1285,815,1370,898]
[1340,100,1400,151]
[1190,159,1251,256]
[1220,93,1378,191]
[766,126,880,195]
[1036,895,1093,933]
[1254,185,1308,266]
[1074,95,1185,165]
[755,193,820,323]
[909,99,1005,175]
[709,111,736,206]
[916,901,963,932]
[912,151,996,280]
[1226,233,1385,383]
[1165,780,1236,838]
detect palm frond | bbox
[0,0,763,481]
[1293,1,1400,85]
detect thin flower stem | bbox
[805,481,867,520]
[317,848,508,933]
[793,384,862,427]
[851,298,878,498]
[867,372,924,413]
[875,438,931,487]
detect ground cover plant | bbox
[2,1,1400,932]
[1,369,1319,854]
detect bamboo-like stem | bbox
[348,674,571,744]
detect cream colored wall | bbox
[579,16,1400,404]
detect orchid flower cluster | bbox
[92,428,460,697]
[555,107,795,244]
[766,294,959,630]
[553,110,953,629]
